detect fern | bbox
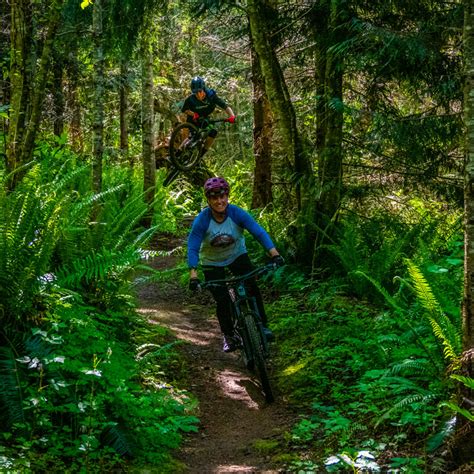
[406,259,462,364]
[390,358,431,377]
[450,374,474,389]
[56,247,141,287]
[101,424,134,457]
[406,260,441,315]
[0,346,26,429]
[375,392,438,427]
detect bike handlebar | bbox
[201,263,276,289]
[198,117,236,125]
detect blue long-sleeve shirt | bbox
[187,204,275,268]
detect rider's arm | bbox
[187,209,211,271]
[225,106,235,117]
[229,205,276,253]
[181,96,197,118]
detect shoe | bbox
[262,327,274,341]
[223,335,238,353]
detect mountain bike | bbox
[202,263,276,403]
[168,117,234,172]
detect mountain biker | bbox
[187,177,284,353]
[181,76,236,157]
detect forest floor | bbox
[137,246,296,474]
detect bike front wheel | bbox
[169,123,202,171]
[243,311,274,403]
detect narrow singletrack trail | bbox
[137,254,295,473]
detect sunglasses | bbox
[207,189,228,198]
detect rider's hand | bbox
[227,115,236,124]
[192,112,200,122]
[271,255,285,268]
[189,278,201,292]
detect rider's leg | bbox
[200,129,218,157]
[203,265,234,337]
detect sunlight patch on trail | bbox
[213,465,256,473]
[216,369,260,409]
[139,308,215,346]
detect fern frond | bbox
[101,424,134,457]
[427,317,459,366]
[390,358,430,376]
[406,260,441,315]
[0,346,26,429]
[57,247,141,287]
[440,402,474,422]
[450,374,474,389]
[354,271,404,314]
[375,392,438,427]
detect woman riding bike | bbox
[187,177,284,353]
[181,76,236,158]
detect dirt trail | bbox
[137,255,294,473]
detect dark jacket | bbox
[181,89,228,118]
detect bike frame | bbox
[203,264,274,355]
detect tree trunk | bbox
[247,0,314,264]
[92,0,105,193]
[247,0,312,200]
[141,37,155,228]
[119,59,130,163]
[67,50,83,153]
[311,0,345,271]
[6,0,32,186]
[251,43,273,209]
[315,44,327,180]
[453,0,474,464]
[52,51,64,137]
[21,1,62,162]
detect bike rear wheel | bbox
[243,311,274,403]
[169,123,202,171]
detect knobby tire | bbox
[244,311,274,403]
[169,123,202,171]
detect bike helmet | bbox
[191,76,206,93]
[204,177,230,197]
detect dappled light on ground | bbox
[213,464,256,473]
[140,308,215,346]
[215,369,260,409]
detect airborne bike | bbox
[168,117,234,172]
[202,263,276,403]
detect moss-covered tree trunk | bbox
[67,50,83,153]
[317,0,344,221]
[141,35,155,228]
[6,0,62,189]
[52,51,64,137]
[119,59,130,163]
[250,42,273,209]
[6,0,32,186]
[247,0,314,263]
[455,0,474,464]
[92,0,105,193]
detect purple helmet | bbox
[204,177,230,197]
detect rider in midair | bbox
[181,76,236,157]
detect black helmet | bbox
[191,76,206,93]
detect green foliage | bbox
[267,217,463,469]
[0,147,198,470]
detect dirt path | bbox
[137,255,295,473]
